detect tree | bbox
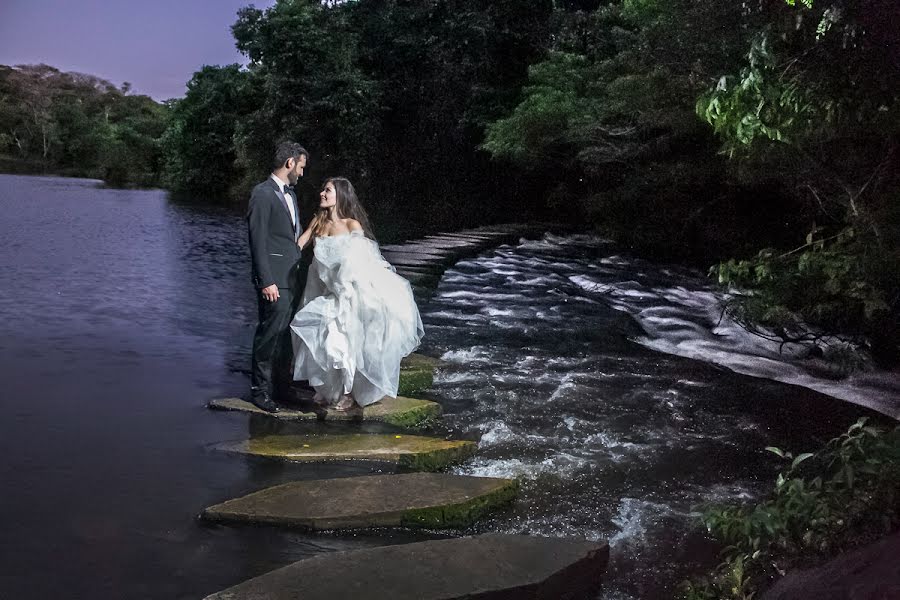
[162,64,256,197]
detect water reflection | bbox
[0,175,431,599]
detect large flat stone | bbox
[202,473,518,530]
[214,433,476,471]
[381,243,460,255]
[385,256,447,270]
[398,353,443,396]
[383,251,456,266]
[402,353,446,370]
[208,395,441,428]
[398,270,442,286]
[204,533,609,600]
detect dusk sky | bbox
[0,0,276,101]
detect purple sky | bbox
[0,0,275,101]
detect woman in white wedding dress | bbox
[290,177,424,411]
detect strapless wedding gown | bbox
[290,231,424,406]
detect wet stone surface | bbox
[204,533,609,600]
[202,472,519,530]
[212,432,477,471]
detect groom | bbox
[247,141,310,412]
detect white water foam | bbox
[440,346,495,364]
[609,498,678,547]
[454,453,588,480]
[570,274,900,419]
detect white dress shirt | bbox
[270,173,296,228]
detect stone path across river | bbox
[202,224,609,598]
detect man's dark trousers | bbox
[250,275,304,403]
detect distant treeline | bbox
[2,0,898,361]
[0,64,167,187]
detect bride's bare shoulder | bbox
[343,218,363,232]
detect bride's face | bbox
[320,182,337,210]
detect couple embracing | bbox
[247,141,423,413]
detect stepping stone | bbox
[413,240,479,250]
[391,259,448,275]
[399,270,442,287]
[434,232,497,239]
[397,266,443,277]
[399,352,442,396]
[213,433,476,471]
[421,235,489,245]
[428,234,494,244]
[382,244,458,255]
[201,472,518,530]
[208,395,441,428]
[203,532,609,600]
[383,251,456,266]
[458,229,519,237]
[385,256,448,270]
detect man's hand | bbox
[261,284,280,302]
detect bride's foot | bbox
[334,394,358,412]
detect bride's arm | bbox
[297,217,317,249]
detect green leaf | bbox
[791,453,815,469]
[766,446,785,458]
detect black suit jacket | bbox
[247,177,305,290]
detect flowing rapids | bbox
[417,233,897,599]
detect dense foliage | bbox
[0,64,168,187]
[694,0,900,364]
[680,418,900,599]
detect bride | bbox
[290,177,424,411]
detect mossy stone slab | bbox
[203,533,609,600]
[402,353,445,369]
[398,353,443,396]
[202,472,518,530]
[214,433,476,471]
[208,395,441,428]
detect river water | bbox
[0,175,896,599]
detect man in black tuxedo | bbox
[247,141,310,412]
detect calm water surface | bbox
[0,175,892,599]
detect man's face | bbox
[287,154,307,184]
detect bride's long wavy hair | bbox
[311,177,376,240]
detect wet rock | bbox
[212,433,476,471]
[201,472,518,530]
[383,252,453,269]
[399,352,443,397]
[761,531,900,600]
[203,533,609,600]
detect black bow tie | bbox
[282,184,292,195]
